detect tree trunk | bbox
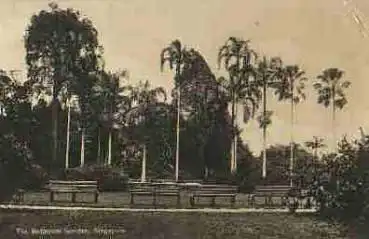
[332,85,336,151]
[108,130,112,165]
[233,103,238,174]
[262,79,267,179]
[232,57,240,175]
[65,98,71,169]
[141,144,147,182]
[80,128,85,167]
[230,88,236,174]
[97,128,101,164]
[313,147,318,175]
[290,89,294,187]
[175,85,181,182]
[332,91,339,190]
[332,100,336,151]
[51,97,58,169]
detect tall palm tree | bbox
[73,73,98,167]
[217,75,260,173]
[94,70,130,165]
[314,68,351,151]
[274,65,307,186]
[160,39,191,181]
[255,56,284,179]
[217,37,259,173]
[126,80,167,182]
[64,94,75,169]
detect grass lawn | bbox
[0,210,354,238]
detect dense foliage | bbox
[311,135,369,223]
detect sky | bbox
[1,0,369,155]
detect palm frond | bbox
[313,82,323,90]
[242,96,257,123]
[171,39,182,52]
[334,97,348,110]
[341,80,351,88]
[317,74,329,84]
[160,47,174,71]
[227,36,239,46]
[256,110,273,129]
[217,45,229,69]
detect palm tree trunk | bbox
[332,98,340,190]
[107,130,112,165]
[232,58,241,174]
[230,88,236,174]
[51,97,58,168]
[97,128,101,164]
[331,85,337,151]
[313,146,318,175]
[233,103,238,174]
[65,97,71,169]
[290,93,294,187]
[262,80,267,179]
[141,144,147,182]
[332,102,336,151]
[80,128,85,167]
[234,134,238,173]
[175,85,181,182]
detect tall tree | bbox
[255,56,284,179]
[176,48,230,177]
[24,3,101,169]
[217,37,259,173]
[92,70,130,165]
[274,65,307,186]
[160,39,192,181]
[313,68,351,151]
[125,80,167,182]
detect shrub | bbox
[63,164,129,191]
[22,163,49,190]
[311,136,369,224]
[0,135,32,201]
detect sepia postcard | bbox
[0,0,368,238]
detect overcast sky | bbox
[1,0,369,154]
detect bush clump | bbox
[311,136,369,225]
[61,164,129,191]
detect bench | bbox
[129,182,181,207]
[248,185,295,207]
[189,184,238,207]
[47,180,99,203]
